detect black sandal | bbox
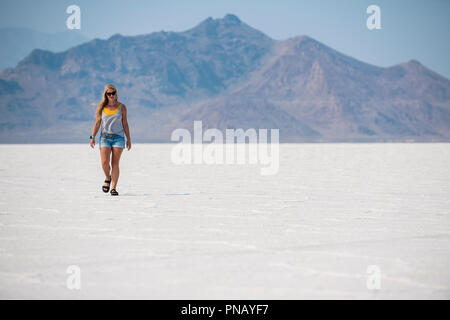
[102,176,111,193]
[110,188,119,196]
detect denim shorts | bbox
[99,134,125,149]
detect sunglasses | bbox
[106,91,116,96]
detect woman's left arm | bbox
[122,104,132,150]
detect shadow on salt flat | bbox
[92,192,191,197]
[165,193,191,196]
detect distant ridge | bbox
[0,27,90,70]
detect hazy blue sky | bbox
[1,0,449,78]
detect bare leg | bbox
[100,147,112,186]
[111,147,124,189]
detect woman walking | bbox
[90,84,131,196]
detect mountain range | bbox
[0,14,449,143]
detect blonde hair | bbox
[96,84,118,118]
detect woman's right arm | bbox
[90,115,101,148]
